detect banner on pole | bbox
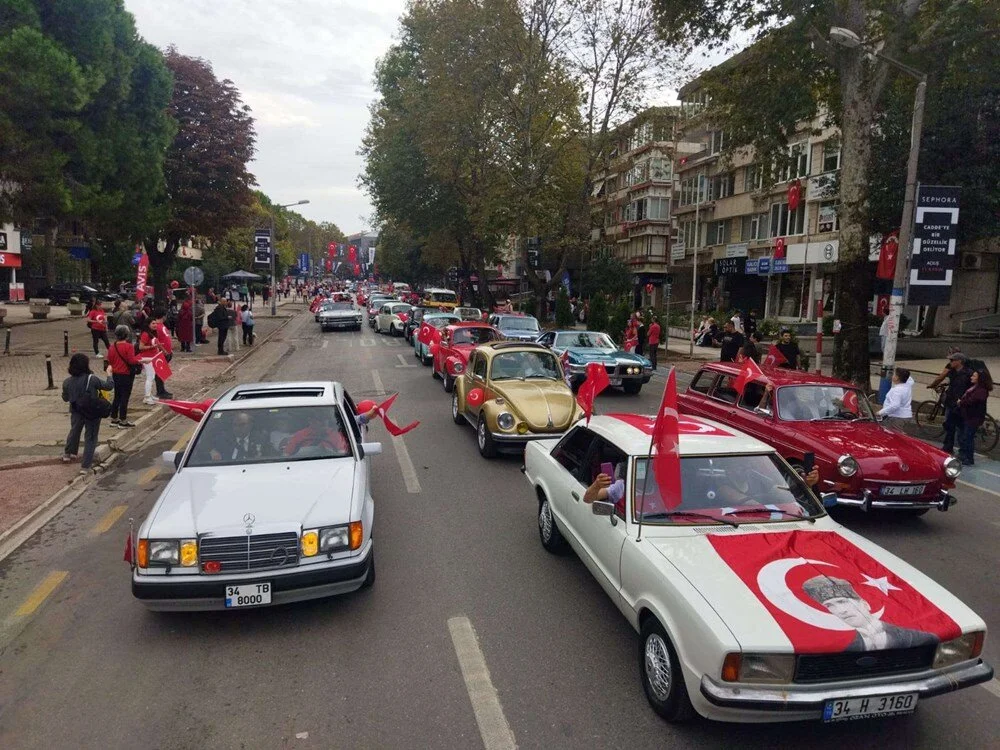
[908,186,960,306]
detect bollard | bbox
[45,354,55,389]
[64,330,69,357]
[3,327,10,356]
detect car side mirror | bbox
[162,450,181,470]
[820,492,839,509]
[592,500,615,516]
[361,442,383,457]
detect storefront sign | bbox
[807,174,836,201]
[757,257,771,275]
[909,185,960,306]
[0,252,22,268]
[772,258,789,274]
[714,257,744,276]
[0,232,6,251]
[671,238,686,261]
[725,242,748,258]
[744,258,759,275]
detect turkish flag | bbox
[707,530,961,653]
[417,323,433,345]
[734,357,766,396]
[151,352,172,380]
[159,397,215,422]
[123,532,134,564]
[763,344,788,368]
[774,236,786,260]
[650,368,682,510]
[349,245,357,262]
[877,231,899,280]
[328,242,336,253]
[876,294,890,317]
[787,179,802,211]
[842,390,860,415]
[576,362,610,425]
[374,392,419,436]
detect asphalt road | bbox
[1,310,998,749]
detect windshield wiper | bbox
[640,511,738,528]
[810,414,848,421]
[720,507,816,523]
[524,374,556,380]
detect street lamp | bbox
[829,27,927,400]
[271,199,310,315]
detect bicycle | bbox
[914,385,999,453]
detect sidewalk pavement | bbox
[0,300,304,540]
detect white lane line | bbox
[371,369,420,493]
[982,678,1000,699]
[979,470,1000,479]
[395,353,416,368]
[957,480,1000,499]
[447,617,517,750]
[322,339,329,349]
[360,337,376,347]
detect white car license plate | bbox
[881,484,926,497]
[609,377,622,386]
[823,693,917,722]
[225,582,271,608]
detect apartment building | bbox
[590,107,691,310]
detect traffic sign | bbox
[183,266,204,286]
[254,228,272,267]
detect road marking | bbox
[395,354,416,368]
[139,425,195,486]
[979,469,1000,479]
[360,338,376,347]
[957,480,1000,499]
[90,504,127,535]
[322,339,329,349]
[371,369,420,493]
[14,571,68,618]
[447,616,516,750]
[982,679,1000,699]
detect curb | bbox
[0,311,299,562]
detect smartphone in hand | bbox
[802,452,815,474]
[600,461,614,478]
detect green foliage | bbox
[588,294,609,334]
[582,252,632,301]
[757,317,781,339]
[555,287,574,328]
[608,300,632,345]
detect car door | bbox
[547,426,596,546]
[678,370,718,420]
[435,330,451,374]
[466,351,489,422]
[570,435,629,605]
[536,331,556,348]
[707,374,741,425]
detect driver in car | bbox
[210,412,266,461]
[285,411,349,456]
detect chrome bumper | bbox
[700,658,994,712]
[834,488,956,512]
[492,432,561,444]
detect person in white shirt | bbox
[878,367,914,430]
[730,310,744,334]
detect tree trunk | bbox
[919,306,937,337]
[146,237,176,306]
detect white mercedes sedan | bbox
[131,381,380,611]
[523,413,993,723]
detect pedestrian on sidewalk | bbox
[194,296,208,344]
[932,352,972,456]
[957,367,992,466]
[241,304,255,345]
[647,316,661,370]
[177,298,194,352]
[232,304,243,352]
[107,325,141,428]
[877,367,914,431]
[240,283,249,303]
[208,298,231,355]
[718,321,744,363]
[138,310,166,404]
[249,286,256,308]
[154,312,174,398]
[86,298,110,354]
[741,331,762,363]
[262,285,271,307]
[61,353,114,473]
[634,312,647,356]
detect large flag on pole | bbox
[651,368,683,510]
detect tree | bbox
[582,250,631,300]
[147,47,256,301]
[652,0,985,386]
[587,293,609,333]
[555,286,575,326]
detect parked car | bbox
[366,296,393,327]
[536,329,652,395]
[431,322,503,392]
[420,287,459,311]
[319,302,362,331]
[413,312,461,365]
[488,313,540,342]
[678,363,962,515]
[37,282,119,305]
[403,307,430,343]
[131,381,380,610]
[374,302,413,335]
[523,412,993,723]
[451,341,581,458]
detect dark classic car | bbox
[37,283,119,305]
[677,363,962,515]
[535,329,652,395]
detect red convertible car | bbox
[678,363,962,516]
[431,322,502,393]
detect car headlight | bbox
[318,522,364,554]
[148,540,179,566]
[451,362,464,374]
[180,539,198,567]
[943,456,962,479]
[837,454,859,477]
[497,412,515,430]
[933,632,984,669]
[722,653,796,683]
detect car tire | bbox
[477,416,497,458]
[639,617,694,723]
[623,381,642,395]
[361,551,375,589]
[431,361,440,380]
[443,373,454,393]
[538,494,568,554]
[452,391,465,425]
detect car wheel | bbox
[639,617,694,722]
[623,381,642,395]
[443,373,454,393]
[422,351,432,366]
[538,494,568,554]
[452,391,465,425]
[361,551,375,589]
[431,361,440,379]
[477,416,497,458]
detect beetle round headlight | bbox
[943,456,962,479]
[497,412,515,430]
[837,454,859,477]
[452,362,464,374]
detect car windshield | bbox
[501,317,539,332]
[186,406,353,467]
[491,351,560,380]
[429,316,460,329]
[389,303,410,314]
[429,292,458,303]
[633,454,822,524]
[776,385,874,422]
[328,303,353,311]
[456,307,481,320]
[452,327,499,346]
[555,331,615,349]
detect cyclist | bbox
[929,352,972,456]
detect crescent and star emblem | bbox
[756,557,900,631]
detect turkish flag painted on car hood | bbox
[647,527,979,654]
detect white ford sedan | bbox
[523,413,993,723]
[132,381,380,611]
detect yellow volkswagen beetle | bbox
[451,342,583,458]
